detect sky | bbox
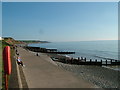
[118,2,120,40]
[2,0,120,2]
[2,2,118,42]
[0,1,1,37]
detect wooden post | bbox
[66,58,68,64]
[71,58,73,64]
[77,57,80,65]
[95,59,97,62]
[84,57,86,62]
[81,57,83,60]
[95,59,97,65]
[106,60,107,66]
[101,60,102,65]
[90,59,92,62]
[66,59,68,64]
[90,59,92,65]
[111,60,112,64]
[115,60,117,65]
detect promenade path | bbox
[17,47,97,88]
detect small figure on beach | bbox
[16,56,25,67]
[16,49,18,53]
[36,53,39,56]
[13,45,15,50]
[16,52,19,56]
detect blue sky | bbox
[2,2,118,42]
[0,1,2,37]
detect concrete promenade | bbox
[17,47,97,88]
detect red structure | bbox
[3,46,12,90]
[3,46,11,75]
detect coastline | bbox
[55,62,120,88]
[23,47,119,88]
[27,40,118,61]
[17,46,97,88]
[46,53,120,88]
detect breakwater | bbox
[51,56,120,66]
[24,46,120,66]
[24,46,75,54]
[28,40,118,61]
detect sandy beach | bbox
[17,47,98,88]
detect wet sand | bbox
[17,47,98,88]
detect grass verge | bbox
[1,40,11,89]
[0,41,2,89]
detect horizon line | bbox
[2,0,119,2]
[16,39,118,42]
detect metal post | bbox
[5,74,8,90]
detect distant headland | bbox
[2,37,50,45]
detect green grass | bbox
[0,41,2,67]
[1,40,11,89]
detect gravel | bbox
[55,62,120,88]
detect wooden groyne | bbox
[51,57,120,66]
[24,46,119,66]
[24,46,75,54]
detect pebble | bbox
[55,62,120,88]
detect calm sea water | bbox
[29,40,119,61]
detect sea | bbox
[28,40,119,61]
